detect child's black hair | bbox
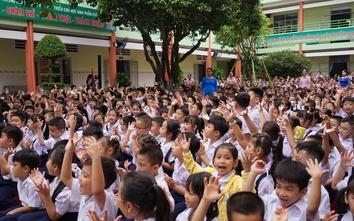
[94,104,108,116]
[48,140,72,169]
[83,126,104,140]
[165,119,180,140]
[227,192,264,221]
[186,172,218,221]
[288,116,300,129]
[138,143,163,167]
[48,117,66,130]
[122,115,136,126]
[136,114,152,129]
[208,115,229,137]
[251,133,272,157]
[261,122,283,175]
[297,110,313,126]
[342,115,354,127]
[249,87,264,100]
[330,115,343,126]
[1,126,23,146]
[295,141,325,162]
[137,134,159,148]
[72,113,83,132]
[235,92,250,108]
[184,115,203,134]
[152,116,164,127]
[87,120,103,130]
[121,171,172,221]
[177,105,189,116]
[11,110,28,124]
[335,176,354,214]
[275,158,310,191]
[13,148,40,170]
[83,157,117,189]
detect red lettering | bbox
[75,18,90,26]
[59,15,71,23]
[91,20,104,27]
[6,6,24,16]
[25,9,35,18]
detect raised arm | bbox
[332,149,354,191]
[84,136,106,210]
[306,159,329,220]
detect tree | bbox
[262,50,312,79]
[35,34,67,88]
[19,0,254,92]
[214,0,269,85]
[115,72,132,87]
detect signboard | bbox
[0,0,115,31]
[256,26,354,47]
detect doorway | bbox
[198,63,205,83]
[329,55,349,77]
[117,60,130,77]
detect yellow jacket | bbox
[183,151,250,221]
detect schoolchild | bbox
[198,115,229,168]
[136,143,175,211]
[88,171,172,221]
[60,136,118,221]
[0,148,42,221]
[180,135,249,221]
[175,172,218,221]
[0,126,23,210]
[159,119,180,177]
[244,158,326,221]
[165,132,200,220]
[19,140,79,221]
[103,109,120,136]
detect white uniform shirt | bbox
[262,191,319,221]
[50,177,80,215]
[103,121,119,137]
[304,180,330,219]
[71,179,118,221]
[247,105,269,130]
[176,208,218,221]
[10,168,42,208]
[43,131,69,153]
[172,158,190,188]
[155,172,175,211]
[202,138,223,168]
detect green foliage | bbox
[35,34,67,59]
[178,66,184,84]
[116,72,132,88]
[213,68,225,79]
[40,73,64,78]
[214,0,269,84]
[262,50,312,79]
[41,64,62,69]
[41,82,65,87]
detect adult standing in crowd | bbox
[299,69,311,88]
[201,67,218,97]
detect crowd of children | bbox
[0,72,354,221]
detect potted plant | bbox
[35,34,67,89]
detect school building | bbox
[258,0,354,77]
[2,0,354,92]
[0,0,238,92]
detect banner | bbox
[256,26,354,48]
[0,0,115,31]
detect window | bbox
[273,13,298,34]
